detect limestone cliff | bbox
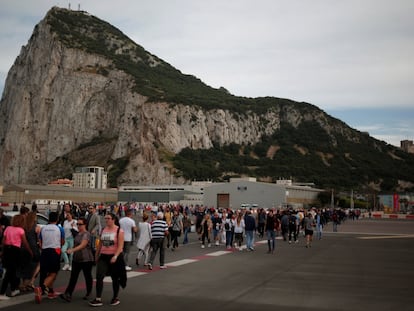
[0,7,413,191]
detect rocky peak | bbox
[0,7,413,192]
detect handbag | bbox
[71,228,79,237]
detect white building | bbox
[72,166,107,189]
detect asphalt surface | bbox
[1,218,413,311]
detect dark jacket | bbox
[244,214,256,231]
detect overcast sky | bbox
[1,0,413,146]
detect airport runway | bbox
[1,218,413,311]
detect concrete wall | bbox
[203,181,287,209]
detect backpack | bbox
[224,222,230,230]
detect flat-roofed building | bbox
[203,179,323,210]
[73,166,107,189]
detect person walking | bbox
[20,212,41,292]
[135,213,152,267]
[200,214,212,249]
[119,209,137,271]
[59,217,94,302]
[265,209,279,254]
[288,211,298,244]
[163,206,173,248]
[35,212,65,302]
[61,212,78,271]
[224,213,235,250]
[86,205,101,259]
[148,212,169,270]
[89,213,125,307]
[0,214,33,300]
[244,210,256,251]
[280,211,289,242]
[315,210,325,240]
[234,212,245,251]
[304,213,316,248]
[170,209,183,251]
[211,212,222,246]
[257,208,266,238]
[332,211,339,232]
[182,211,192,245]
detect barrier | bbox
[365,212,414,220]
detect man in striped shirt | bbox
[148,212,169,270]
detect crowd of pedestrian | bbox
[0,200,348,306]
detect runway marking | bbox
[166,259,199,266]
[357,234,414,240]
[206,250,232,256]
[103,246,243,283]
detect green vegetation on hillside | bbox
[173,121,414,192]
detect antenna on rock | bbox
[78,3,81,11]
[68,3,71,10]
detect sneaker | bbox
[160,265,167,269]
[207,243,211,248]
[62,264,70,271]
[0,295,10,300]
[201,244,205,249]
[215,240,219,246]
[125,266,132,271]
[68,266,72,271]
[10,289,20,297]
[148,263,152,270]
[110,298,120,306]
[89,298,103,307]
[59,293,71,302]
[34,286,42,304]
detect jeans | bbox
[316,224,323,239]
[123,241,132,266]
[245,230,254,249]
[149,238,165,266]
[266,230,276,252]
[225,230,233,248]
[182,227,190,244]
[61,237,74,265]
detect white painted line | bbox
[206,250,232,256]
[127,271,148,277]
[166,259,199,266]
[358,234,414,240]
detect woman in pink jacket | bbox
[0,214,33,300]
